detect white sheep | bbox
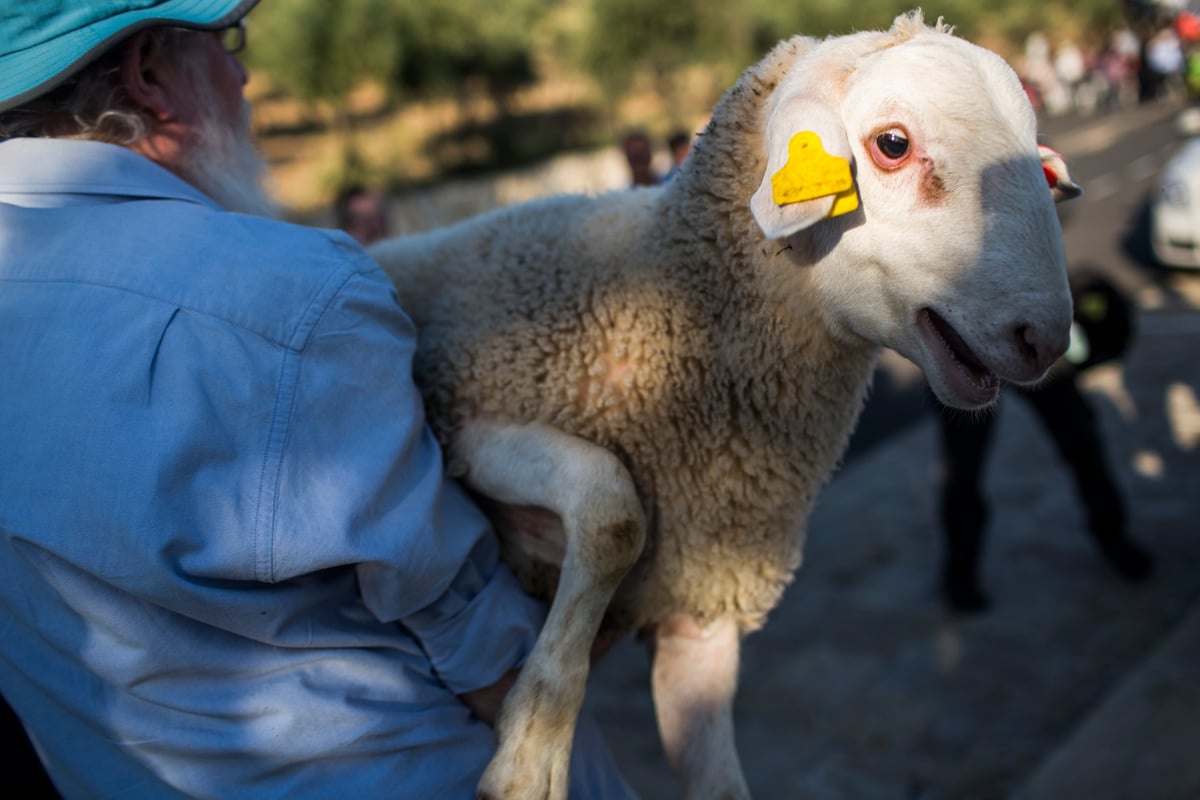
[369,11,1080,800]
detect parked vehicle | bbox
[1152,133,1200,270]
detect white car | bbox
[1152,134,1200,270]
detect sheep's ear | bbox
[1039,145,1082,202]
[752,100,858,240]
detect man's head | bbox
[667,131,692,167]
[0,1,273,217]
[334,185,390,246]
[621,131,656,187]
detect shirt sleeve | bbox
[269,256,545,694]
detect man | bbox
[620,130,658,187]
[335,184,391,246]
[0,2,634,797]
[661,131,693,183]
[934,271,1153,613]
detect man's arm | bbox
[269,256,545,695]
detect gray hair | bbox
[0,27,203,144]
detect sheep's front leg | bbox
[453,420,646,800]
[650,614,750,800]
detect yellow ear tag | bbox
[771,131,859,218]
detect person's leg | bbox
[936,399,996,612]
[1022,373,1153,581]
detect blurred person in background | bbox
[335,184,390,246]
[1143,25,1185,101]
[621,129,659,187]
[935,271,1155,613]
[0,1,635,797]
[661,130,693,183]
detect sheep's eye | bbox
[869,128,911,169]
[876,132,908,159]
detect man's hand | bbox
[458,668,518,726]
[457,622,625,726]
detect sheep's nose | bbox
[1011,322,1067,380]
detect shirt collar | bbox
[0,137,220,209]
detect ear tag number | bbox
[771,131,859,217]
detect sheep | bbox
[368,11,1081,800]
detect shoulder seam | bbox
[250,254,374,582]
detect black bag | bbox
[1067,271,1135,370]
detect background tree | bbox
[239,0,1141,206]
[583,0,752,123]
[246,0,401,110]
[389,0,542,101]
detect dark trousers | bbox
[936,370,1142,608]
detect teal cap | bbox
[0,0,260,112]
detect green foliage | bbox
[245,0,401,104]
[583,0,753,96]
[243,0,1133,185]
[246,0,543,106]
[246,0,1132,109]
[388,0,544,99]
[573,0,1131,100]
[745,0,1126,53]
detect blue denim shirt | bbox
[0,138,552,798]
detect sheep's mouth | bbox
[918,308,999,407]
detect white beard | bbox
[179,100,278,219]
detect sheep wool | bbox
[373,38,882,635]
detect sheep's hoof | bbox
[477,742,570,800]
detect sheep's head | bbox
[752,11,1078,410]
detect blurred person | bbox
[1187,48,1200,100]
[661,130,693,183]
[335,183,390,246]
[935,271,1154,613]
[621,129,658,187]
[1143,26,1185,101]
[1096,43,1138,110]
[0,2,635,798]
[1110,26,1144,108]
[1023,30,1069,116]
[1054,39,1087,111]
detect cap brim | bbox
[0,0,260,112]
